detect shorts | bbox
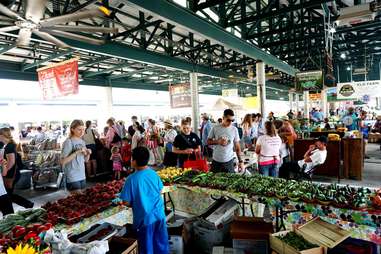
[86,144,97,160]
[113,162,122,172]
[66,180,86,191]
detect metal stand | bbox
[275,201,300,232]
[163,192,176,221]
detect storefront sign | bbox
[222,88,238,98]
[337,80,381,100]
[309,93,321,101]
[169,83,191,108]
[37,58,79,100]
[295,70,323,91]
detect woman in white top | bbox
[163,120,178,167]
[255,121,282,177]
[241,114,253,148]
[131,122,145,150]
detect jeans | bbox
[136,219,169,254]
[211,159,235,173]
[259,163,278,177]
[66,180,86,191]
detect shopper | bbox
[0,168,13,216]
[279,136,328,179]
[372,116,381,133]
[131,122,145,150]
[207,109,244,173]
[267,112,276,122]
[105,118,122,149]
[82,120,100,178]
[128,116,139,137]
[279,134,291,166]
[121,137,132,170]
[287,110,294,120]
[146,119,162,166]
[279,120,297,147]
[163,120,178,167]
[120,147,169,254]
[201,115,213,157]
[242,114,253,148]
[341,107,359,131]
[173,119,202,168]
[257,113,266,137]
[251,113,259,145]
[255,121,282,177]
[61,120,91,191]
[110,146,122,180]
[0,128,34,209]
[35,126,46,143]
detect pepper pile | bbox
[157,167,192,184]
[276,232,318,251]
[170,171,374,209]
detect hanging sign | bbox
[37,58,79,100]
[337,80,381,100]
[169,83,191,108]
[309,93,322,101]
[222,88,238,98]
[295,70,323,91]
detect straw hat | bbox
[164,120,173,127]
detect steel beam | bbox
[227,0,331,27]
[109,66,162,80]
[79,56,110,67]
[0,44,15,55]
[58,38,241,79]
[195,0,230,11]
[83,62,132,78]
[21,49,75,71]
[124,0,297,75]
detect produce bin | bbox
[270,217,350,254]
[108,236,138,254]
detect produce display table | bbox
[168,184,381,244]
[54,206,132,236]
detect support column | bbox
[190,72,200,135]
[98,86,113,130]
[256,61,266,116]
[303,90,310,119]
[296,94,300,114]
[289,92,294,112]
[322,88,328,118]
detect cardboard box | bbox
[108,236,138,254]
[270,217,350,254]
[205,198,238,227]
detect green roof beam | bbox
[83,61,132,78]
[124,0,297,75]
[22,49,75,71]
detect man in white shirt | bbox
[279,136,327,179]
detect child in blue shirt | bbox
[120,147,168,254]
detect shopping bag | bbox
[183,152,209,172]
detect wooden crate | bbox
[369,133,381,143]
[270,231,324,254]
[270,217,350,254]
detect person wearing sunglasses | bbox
[207,109,244,173]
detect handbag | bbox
[111,127,122,144]
[184,152,209,172]
[91,129,103,150]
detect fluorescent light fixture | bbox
[340,53,346,59]
[154,79,173,83]
[280,97,284,100]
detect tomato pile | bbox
[0,223,52,253]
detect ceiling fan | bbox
[0,0,118,48]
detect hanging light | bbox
[340,53,346,59]
[346,66,351,71]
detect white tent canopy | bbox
[210,98,245,111]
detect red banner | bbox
[169,83,191,108]
[37,58,79,100]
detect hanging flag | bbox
[37,58,79,100]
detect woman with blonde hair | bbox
[61,120,91,191]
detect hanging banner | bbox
[37,58,79,100]
[337,80,381,100]
[295,70,323,91]
[169,83,191,108]
[222,88,238,98]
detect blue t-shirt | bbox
[120,168,165,229]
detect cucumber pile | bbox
[0,208,46,235]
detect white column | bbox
[303,90,310,119]
[98,86,113,130]
[190,72,200,135]
[256,61,266,116]
[289,92,294,112]
[321,88,328,118]
[296,94,300,113]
